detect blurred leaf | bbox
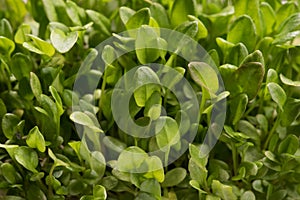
[211,180,237,200]
[14,24,31,44]
[241,191,256,200]
[279,74,300,87]
[119,6,135,25]
[140,179,161,199]
[278,134,299,155]
[170,0,196,26]
[281,98,300,126]
[93,185,107,200]
[274,13,300,44]
[0,36,15,57]
[1,163,18,184]
[150,3,170,28]
[0,18,13,39]
[2,113,20,139]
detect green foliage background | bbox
[1,0,300,199]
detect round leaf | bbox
[14,147,38,173]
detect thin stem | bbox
[231,142,238,176]
[98,69,107,120]
[263,111,281,150]
[164,148,170,171]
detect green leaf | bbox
[102,45,116,65]
[135,25,160,64]
[0,18,13,39]
[156,116,180,151]
[140,179,161,198]
[227,15,256,52]
[278,134,299,155]
[241,191,256,200]
[119,6,135,25]
[86,10,110,36]
[275,2,298,30]
[189,144,208,167]
[144,91,162,120]
[93,185,107,200]
[240,50,264,67]
[50,29,78,53]
[281,98,300,126]
[68,179,86,195]
[188,15,208,39]
[260,2,276,36]
[238,120,260,142]
[0,98,7,121]
[188,158,207,187]
[14,147,38,173]
[150,3,170,28]
[14,24,31,44]
[233,0,261,37]
[188,62,219,94]
[49,86,64,116]
[26,126,46,152]
[135,193,156,200]
[143,156,164,183]
[230,93,248,125]
[266,69,278,84]
[133,67,160,107]
[267,83,286,110]
[237,62,264,100]
[170,0,196,26]
[65,0,84,26]
[1,163,18,184]
[23,35,55,57]
[219,64,239,96]
[90,151,106,178]
[70,111,102,132]
[11,53,33,80]
[269,190,287,200]
[0,36,15,57]
[227,43,248,66]
[30,72,42,102]
[117,146,148,172]
[279,74,300,87]
[216,38,235,62]
[26,184,47,200]
[125,8,150,30]
[2,113,20,139]
[274,13,300,44]
[211,180,237,200]
[42,0,58,21]
[161,167,186,187]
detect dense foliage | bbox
[1,0,300,199]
